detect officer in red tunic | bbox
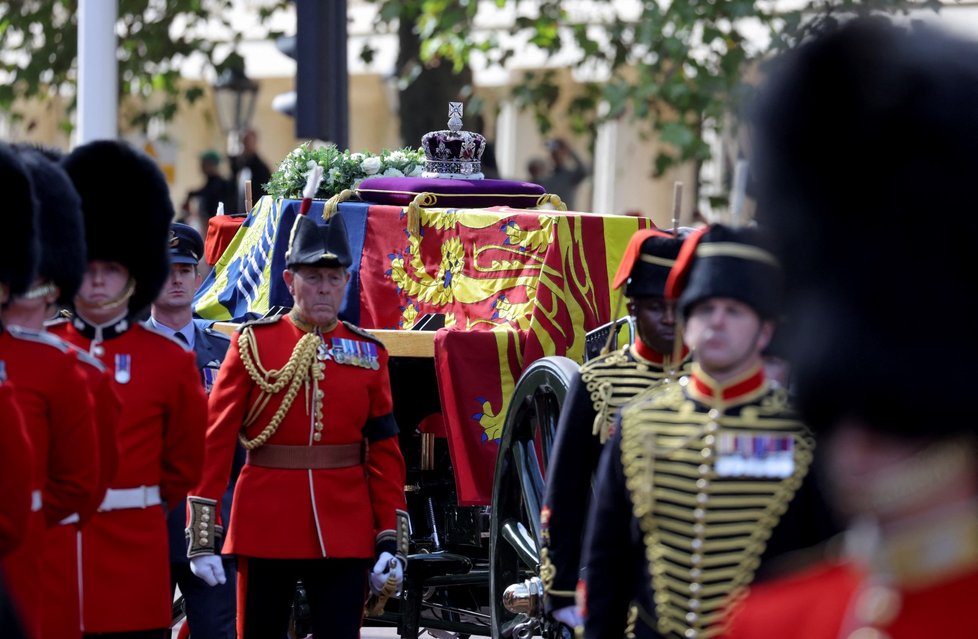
[723,17,978,639]
[541,229,690,631]
[186,213,408,639]
[4,147,123,639]
[49,140,208,638]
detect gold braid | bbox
[236,327,324,450]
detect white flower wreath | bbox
[265,142,425,200]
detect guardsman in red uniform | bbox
[186,213,408,639]
[49,140,208,638]
[0,142,37,639]
[0,146,101,639]
[723,17,978,639]
[0,141,37,564]
[540,229,689,631]
[6,147,123,639]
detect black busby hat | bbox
[752,17,978,436]
[285,214,352,269]
[0,143,39,296]
[62,140,174,316]
[612,229,686,298]
[16,146,87,305]
[666,224,781,320]
[169,223,204,266]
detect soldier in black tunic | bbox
[540,229,690,630]
[581,224,837,639]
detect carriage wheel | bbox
[490,356,579,639]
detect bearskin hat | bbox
[751,17,978,436]
[0,143,38,296]
[62,140,174,316]
[16,146,86,305]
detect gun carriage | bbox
[178,179,646,639]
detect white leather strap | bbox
[59,513,80,525]
[98,485,162,512]
[31,489,42,513]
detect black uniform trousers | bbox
[239,556,371,639]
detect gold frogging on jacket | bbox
[618,381,813,639]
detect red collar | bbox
[687,363,767,406]
[633,338,689,366]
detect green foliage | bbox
[375,0,934,177]
[266,142,426,200]
[0,0,290,133]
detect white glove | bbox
[369,551,404,595]
[552,605,583,629]
[190,554,227,587]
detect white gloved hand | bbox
[369,551,404,595]
[190,554,227,587]
[552,605,583,629]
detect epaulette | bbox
[43,316,70,329]
[579,343,630,373]
[342,320,386,349]
[202,326,232,342]
[138,321,193,349]
[240,315,284,330]
[67,344,107,373]
[5,325,70,353]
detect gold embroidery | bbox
[619,386,814,638]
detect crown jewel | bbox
[421,102,486,180]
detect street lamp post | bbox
[213,66,259,157]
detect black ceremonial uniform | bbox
[582,225,838,639]
[541,342,689,610]
[583,366,835,639]
[541,230,687,614]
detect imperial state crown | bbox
[421,102,486,179]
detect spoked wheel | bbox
[490,356,579,639]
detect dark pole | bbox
[295,0,348,148]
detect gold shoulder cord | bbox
[236,326,324,450]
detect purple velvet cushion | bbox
[356,177,546,209]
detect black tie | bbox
[174,332,189,347]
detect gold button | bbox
[313,432,322,442]
[847,629,890,639]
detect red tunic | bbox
[0,379,33,558]
[40,347,122,639]
[50,317,207,633]
[0,327,99,639]
[192,315,406,559]
[723,560,978,639]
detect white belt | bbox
[98,485,162,512]
[59,513,80,525]
[31,489,42,513]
